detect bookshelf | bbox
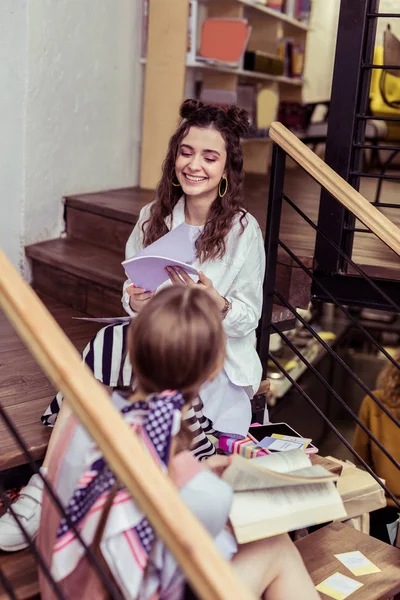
[203,0,309,31]
[139,0,310,189]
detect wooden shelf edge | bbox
[199,0,309,31]
[141,58,303,87]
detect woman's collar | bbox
[164,195,185,230]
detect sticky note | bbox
[271,434,311,450]
[316,572,363,599]
[266,438,304,451]
[334,551,381,576]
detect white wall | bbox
[303,0,341,103]
[0,1,28,268]
[1,0,142,272]
[302,0,400,104]
[376,0,400,44]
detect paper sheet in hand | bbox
[122,223,199,292]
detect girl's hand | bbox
[204,454,233,478]
[126,284,153,313]
[166,267,226,312]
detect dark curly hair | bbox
[377,353,400,411]
[142,99,250,262]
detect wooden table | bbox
[296,522,400,600]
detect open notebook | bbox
[122,223,200,292]
[222,450,347,544]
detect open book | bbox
[222,450,347,544]
[122,223,200,292]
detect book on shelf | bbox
[187,0,198,63]
[200,88,238,108]
[299,0,311,22]
[278,38,305,78]
[122,223,199,293]
[285,0,298,19]
[265,0,284,11]
[222,449,347,544]
[237,83,257,128]
[243,50,284,76]
[199,18,251,66]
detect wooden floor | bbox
[0,296,100,470]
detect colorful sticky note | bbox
[271,434,311,450]
[315,572,363,600]
[334,551,381,576]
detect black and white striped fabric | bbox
[41,322,217,460]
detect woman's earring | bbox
[218,176,228,198]
[172,170,181,187]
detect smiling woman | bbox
[123,99,266,440]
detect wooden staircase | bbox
[25,186,312,326]
[2,178,400,597]
[0,182,315,599]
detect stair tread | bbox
[0,548,38,600]
[0,295,100,471]
[26,238,125,291]
[296,521,400,599]
[66,187,153,223]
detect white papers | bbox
[334,551,381,576]
[122,223,200,292]
[316,572,363,599]
[229,481,346,543]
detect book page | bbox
[223,451,337,492]
[230,481,347,544]
[125,222,197,264]
[250,449,311,473]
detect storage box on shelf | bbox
[139,0,309,188]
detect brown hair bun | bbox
[180,98,205,120]
[226,105,250,137]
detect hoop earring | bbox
[219,176,228,198]
[172,170,181,187]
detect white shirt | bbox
[122,197,265,397]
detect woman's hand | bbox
[166,267,226,312]
[204,454,233,478]
[126,284,153,313]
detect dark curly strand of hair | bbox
[142,99,250,262]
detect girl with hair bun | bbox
[0,101,267,551]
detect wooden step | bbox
[295,521,400,600]
[26,240,312,321]
[65,187,152,254]
[0,295,100,471]
[0,548,39,599]
[26,238,125,317]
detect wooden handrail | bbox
[0,250,254,600]
[269,121,400,258]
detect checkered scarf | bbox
[51,390,185,593]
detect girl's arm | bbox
[222,227,265,339]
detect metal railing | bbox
[315,0,400,302]
[258,123,400,511]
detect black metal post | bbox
[257,144,286,378]
[314,0,378,274]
